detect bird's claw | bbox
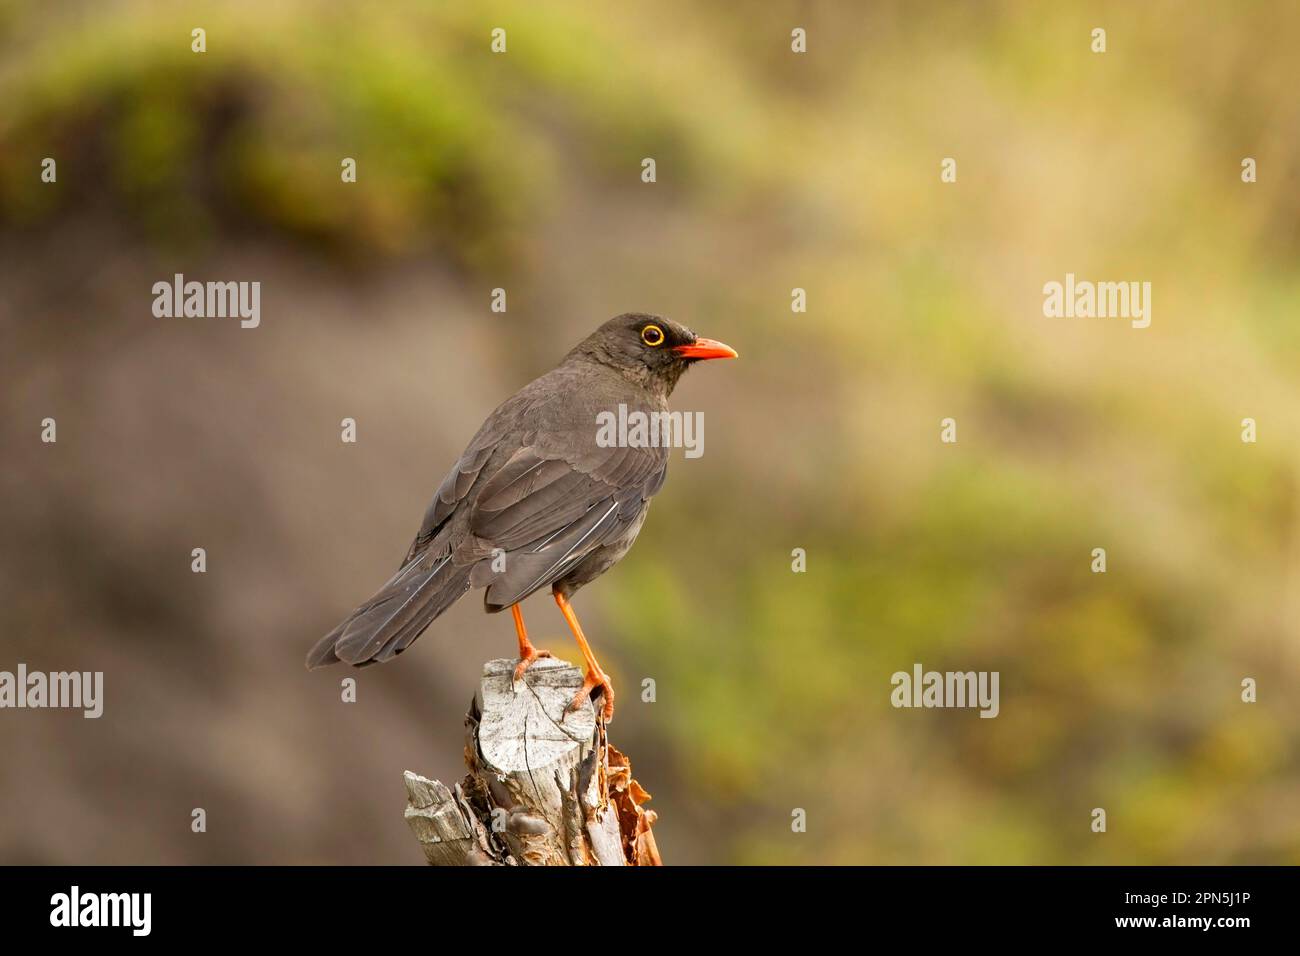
[511,648,553,692]
[566,668,615,722]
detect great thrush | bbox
[306,313,737,719]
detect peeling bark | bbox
[404,658,661,866]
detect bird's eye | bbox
[641,324,665,347]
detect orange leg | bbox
[511,603,552,686]
[553,590,615,721]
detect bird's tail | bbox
[305,550,472,669]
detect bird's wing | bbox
[403,437,498,563]
[467,428,668,607]
[400,390,542,564]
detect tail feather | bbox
[306,552,472,669]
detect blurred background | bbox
[1,0,1298,865]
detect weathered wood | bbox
[403,657,661,865]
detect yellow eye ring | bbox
[641,324,665,347]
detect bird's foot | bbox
[567,667,615,722]
[512,647,554,690]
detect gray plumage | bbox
[306,312,721,670]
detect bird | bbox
[306,312,737,720]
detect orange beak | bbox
[673,337,738,361]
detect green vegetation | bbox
[3,0,1297,864]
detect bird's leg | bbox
[553,590,615,721]
[511,603,552,688]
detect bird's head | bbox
[573,312,737,395]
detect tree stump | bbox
[403,658,661,866]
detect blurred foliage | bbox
[0,1,760,269]
[1,0,1298,865]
